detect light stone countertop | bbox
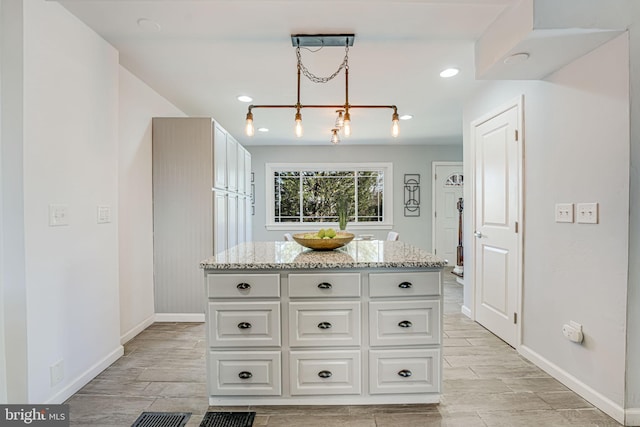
[200,240,447,270]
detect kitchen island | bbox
[200,240,447,406]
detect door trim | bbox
[431,161,463,261]
[469,95,524,349]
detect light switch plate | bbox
[97,205,111,224]
[49,204,69,226]
[555,203,574,223]
[577,202,598,224]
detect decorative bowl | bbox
[292,231,355,251]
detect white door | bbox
[472,99,522,348]
[433,162,463,266]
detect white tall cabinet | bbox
[153,117,252,314]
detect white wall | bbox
[118,67,185,343]
[248,144,462,250]
[22,0,122,403]
[625,7,640,418]
[463,33,630,418]
[0,0,28,403]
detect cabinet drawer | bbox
[208,302,280,347]
[289,301,361,347]
[369,300,440,346]
[207,273,280,298]
[290,350,361,395]
[369,272,440,297]
[209,351,281,396]
[289,273,361,298]
[370,349,440,394]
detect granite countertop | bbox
[200,240,447,270]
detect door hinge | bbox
[515,130,519,141]
[515,221,519,233]
[513,313,517,324]
[434,248,437,254]
[434,211,437,218]
[434,173,437,180]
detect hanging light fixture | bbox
[392,111,400,138]
[335,109,345,128]
[244,34,400,143]
[330,128,341,144]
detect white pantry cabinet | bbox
[152,117,251,314]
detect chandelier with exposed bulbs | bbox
[244,34,400,144]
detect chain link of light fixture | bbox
[296,45,349,84]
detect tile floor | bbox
[66,271,622,426]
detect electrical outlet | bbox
[577,202,598,224]
[50,360,64,386]
[562,321,584,343]
[555,203,574,223]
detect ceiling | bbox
[57,0,519,146]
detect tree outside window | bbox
[272,167,386,225]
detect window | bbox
[266,163,393,230]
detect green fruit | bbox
[326,228,336,238]
[317,229,326,238]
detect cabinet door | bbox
[237,194,246,244]
[209,351,282,396]
[208,301,281,347]
[213,123,227,189]
[370,349,440,394]
[227,193,238,249]
[369,300,441,346]
[289,350,361,395]
[244,150,252,196]
[238,145,246,194]
[245,196,253,242]
[289,301,361,347]
[214,190,227,254]
[227,135,238,192]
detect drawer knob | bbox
[238,371,253,380]
[317,322,332,330]
[398,281,413,289]
[317,282,333,289]
[398,369,412,378]
[318,370,333,379]
[237,322,252,329]
[398,320,413,328]
[236,283,251,290]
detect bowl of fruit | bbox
[292,228,355,251]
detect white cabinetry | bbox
[153,118,252,314]
[205,269,442,405]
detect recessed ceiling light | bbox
[258,127,269,132]
[503,53,530,65]
[439,68,459,78]
[237,95,253,103]
[136,18,161,32]
[399,115,413,121]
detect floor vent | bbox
[131,412,191,427]
[199,412,256,427]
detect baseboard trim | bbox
[461,305,472,319]
[45,346,124,404]
[120,314,155,344]
[519,345,625,425]
[154,313,205,322]
[625,408,640,426]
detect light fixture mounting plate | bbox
[291,34,355,47]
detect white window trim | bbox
[265,162,394,231]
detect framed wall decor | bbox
[404,174,420,217]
